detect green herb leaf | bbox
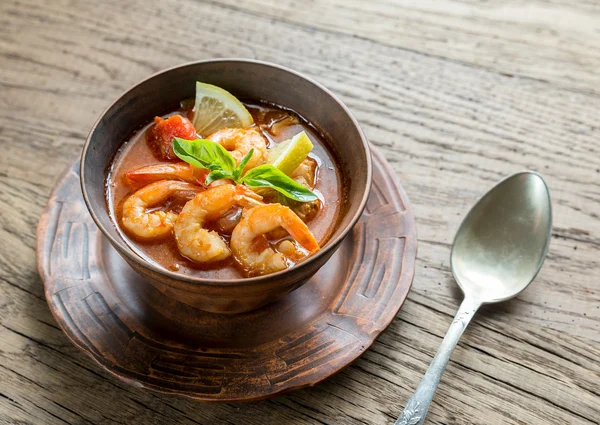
[233,148,254,181]
[242,164,318,202]
[172,138,315,199]
[173,138,236,173]
[205,169,235,185]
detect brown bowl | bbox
[80,59,372,314]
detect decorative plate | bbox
[36,146,417,402]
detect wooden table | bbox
[1,1,598,424]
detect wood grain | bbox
[1,0,599,423]
[213,0,600,95]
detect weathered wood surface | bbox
[0,0,598,424]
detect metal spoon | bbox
[395,171,552,425]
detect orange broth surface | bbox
[106,100,343,279]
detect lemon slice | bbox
[192,82,254,136]
[267,131,314,175]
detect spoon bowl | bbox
[451,171,552,303]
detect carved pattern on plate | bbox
[333,227,407,323]
[266,322,359,385]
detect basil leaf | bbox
[242,165,318,202]
[234,148,254,181]
[173,138,236,173]
[205,169,234,186]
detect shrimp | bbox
[207,128,267,172]
[121,180,203,239]
[174,184,263,263]
[230,204,320,276]
[256,157,321,223]
[291,157,317,189]
[290,157,321,221]
[125,163,208,187]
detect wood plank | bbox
[0,0,598,423]
[212,0,600,95]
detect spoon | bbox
[394,171,552,425]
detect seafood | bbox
[174,184,263,263]
[230,204,320,276]
[256,157,321,223]
[291,157,317,189]
[107,84,340,278]
[121,180,202,239]
[207,127,267,172]
[125,162,208,186]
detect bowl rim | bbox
[80,58,372,287]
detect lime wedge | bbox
[192,82,254,136]
[267,131,314,175]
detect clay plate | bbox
[36,147,417,402]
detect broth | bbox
[106,100,343,279]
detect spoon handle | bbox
[394,297,481,425]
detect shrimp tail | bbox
[125,163,208,186]
[282,214,320,254]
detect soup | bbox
[106,83,343,279]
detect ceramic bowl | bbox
[80,59,372,314]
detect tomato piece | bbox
[146,115,197,161]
